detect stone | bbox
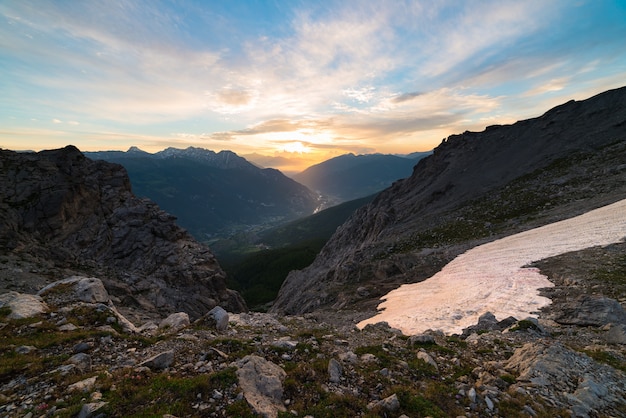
[605,323,626,345]
[554,295,626,327]
[271,338,298,350]
[68,353,92,372]
[196,306,229,331]
[360,353,377,363]
[159,312,190,332]
[59,323,79,332]
[140,350,175,370]
[408,334,436,345]
[328,358,343,383]
[77,401,107,418]
[15,345,37,354]
[0,292,48,319]
[73,342,92,354]
[485,396,494,410]
[235,355,287,418]
[380,393,400,412]
[338,351,358,364]
[417,350,438,371]
[468,387,477,403]
[74,277,110,303]
[68,376,98,393]
[505,342,626,415]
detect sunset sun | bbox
[283,141,310,154]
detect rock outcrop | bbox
[506,342,626,417]
[0,145,246,319]
[271,86,626,315]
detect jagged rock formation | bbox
[272,86,626,315]
[0,145,246,319]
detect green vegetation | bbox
[218,195,375,308]
[592,254,626,286]
[510,319,540,332]
[582,349,626,373]
[258,194,375,247]
[100,368,243,417]
[223,239,325,308]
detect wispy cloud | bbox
[1,0,625,170]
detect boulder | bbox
[235,355,286,418]
[68,376,98,393]
[139,350,175,370]
[606,323,626,345]
[554,295,626,327]
[408,334,436,345]
[74,277,110,303]
[195,306,229,331]
[505,342,626,415]
[328,358,343,383]
[68,353,92,373]
[159,312,190,332]
[0,291,48,319]
[77,401,107,418]
[417,350,438,372]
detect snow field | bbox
[357,199,626,335]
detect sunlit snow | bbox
[357,199,626,335]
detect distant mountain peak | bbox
[127,146,147,153]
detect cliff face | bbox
[271,86,626,315]
[0,145,246,319]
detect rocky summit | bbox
[0,145,246,322]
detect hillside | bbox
[292,152,430,203]
[86,147,320,239]
[272,86,626,316]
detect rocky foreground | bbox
[1,242,625,418]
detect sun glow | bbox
[282,141,310,153]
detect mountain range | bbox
[292,152,431,203]
[85,147,319,239]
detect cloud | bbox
[391,91,424,104]
[216,88,254,106]
[522,77,571,97]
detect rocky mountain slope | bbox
[1,268,624,417]
[293,152,430,203]
[0,146,246,321]
[271,85,626,316]
[86,147,319,239]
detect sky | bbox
[2,0,626,173]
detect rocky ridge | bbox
[271,86,626,316]
[0,146,246,321]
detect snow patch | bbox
[358,199,626,335]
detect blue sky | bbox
[1,0,626,172]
